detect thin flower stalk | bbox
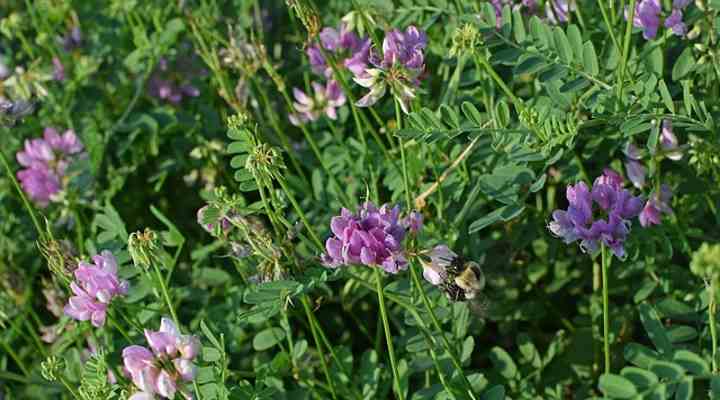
[300,296,339,400]
[710,280,718,373]
[601,242,612,374]
[374,268,405,400]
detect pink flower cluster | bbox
[16,127,84,207]
[64,251,128,327]
[321,202,420,273]
[289,80,346,125]
[123,318,200,400]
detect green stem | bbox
[475,53,524,113]
[617,0,637,100]
[710,282,718,373]
[58,374,82,400]
[601,242,611,374]
[374,269,405,400]
[396,101,413,210]
[1,340,30,376]
[274,173,324,251]
[301,296,339,400]
[597,0,622,53]
[152,263,179,326]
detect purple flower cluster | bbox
[148,57,203,104]
[548,170,644,258]
[352,26,427,113]
[16,127,84,207]
[322,202,419,273]
[123,318,199,400]
[64,251,128,327]
[629,0,691,40]
[289,80,346,125]
[307,23,370,78]
[490,0,572,25]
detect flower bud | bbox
[128,228,160,269]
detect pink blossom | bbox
[64,251,128,327]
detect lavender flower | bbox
[664,9,686,36]
[288,80,346,126]
[123,318,199,400]
[64,251,128,327]
[660,119,683,160]
[639,184,673,227]
[546,0,575,24]
[52,57,65,81]
[353,26,427,113]
[321,202,411,274]
[307,23,370,78]
[630,0,662,40]
[16,127,84,207]
[148,57,204,105]
[402,211,423,234]
[548,170,643,258]
[624,143,647,190]
[60,26,82,52]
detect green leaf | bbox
[94,202,129,244]
[468,204,525,233]
[624,342,662,369]
[582,41,600,76]
[539,65,567,83]
[646,46,664,76]
[638,303,673,356]
[658,80,675,113]
[253,327,286,351]
[200,320,222,349]
[553,27,573,64]
[512,10,526,43]
[675,378,693,400]
[530,16,549,47]
[481,385,505,400]
[489,347,517,379]
[559,77,589,93]
[673,350,709,375]
[649,360,685,380]
[621,367,658,390]
[514,56,546,75]
[598,374,638,398]
[461,101,484,126]
[672,47,695,81]
[566,25,583,61]
[202,347,222,362]
[667,326,697,343]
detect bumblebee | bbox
[441,256,485,302]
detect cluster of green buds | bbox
[128,228,163,269]
[286,0,321,39]
[38,237,78,279]
[449,23,479,58]
[41,355,66,382]
[690,243,720,284]
[228,113,285,184]
[220,25,263,75]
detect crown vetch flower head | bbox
[630,0,662,39]
[548,170,643,259]
[307,23,370,78]
[289,80,346,125]
[322,202,419,274]
[16,127,84,207]
[353,25,427,113]
[124,318,199,400]
[64,250,128,327]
